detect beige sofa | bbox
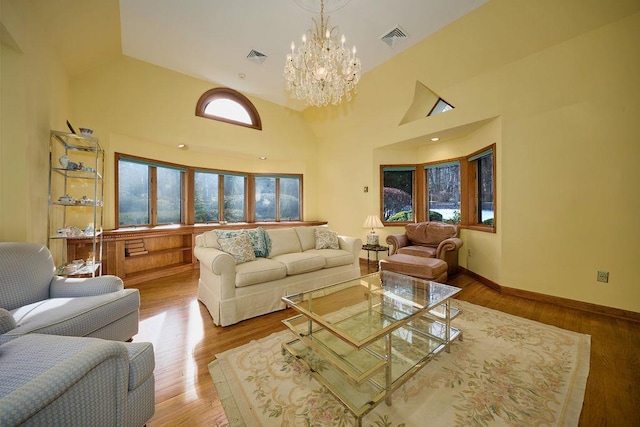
[194,226,363,326]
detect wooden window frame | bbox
[195,87,262,130]
[379,165,417,225]
[464,144,496,233]
[115,153,186,227]
[115,154,304,229]
[252,174,303,222]
[379,144,496,233]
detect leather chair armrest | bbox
[50,275,124,298]
[386,234,410,255]
[436,237,464,259]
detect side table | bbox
[362,244,389,268]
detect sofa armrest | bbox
[0,308,16,334]
[194,246,238,308]
[436,237,464,259]
[338,235,363,255]
[194,246,235,275]
[386,234,410,255]
[50,275,124,298]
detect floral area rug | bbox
[209,300,590,427]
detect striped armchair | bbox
[0,242,155,425]
[0,333,155,426]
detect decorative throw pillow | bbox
[216,228,270,257]
[315,228,339,250]
[0,308,16,334]
[217,233,256,264]
[247,227,271,257]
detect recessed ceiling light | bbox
[430,137,440,142]
[177,144,188,149]
[237,72,246,80]
[259,156,267,160]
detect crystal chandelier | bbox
[284,0,361,107]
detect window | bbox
[255,175,302,222]
[223,174,246,222]
[467,146,495,228]
[116,155,304,227]
[194,171,220,222]
[195,87,262,130]
[380,144,496,232]
[193,171,247,222]
[382,166,415,222]
[117,155,184,226]
[425,161,460,223]
[428,98,454,116]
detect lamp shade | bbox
[363,215,384,229]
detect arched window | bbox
[195,88,262,130]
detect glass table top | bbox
[282,271,461,349]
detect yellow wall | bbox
[68,56,319,229]
[303,1,640,313]
[1,0,69,243]
[2,0,639,314]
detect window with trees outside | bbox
[380,144,495,232]
[193,171,248,222]
[425,160,460,223]
[255,175,301,221]
[117,154,303,227]
[382,166,415,222]
[467,147,495,228]
[117,156,184,226]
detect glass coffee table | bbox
[281,271,462,426]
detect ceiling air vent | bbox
[246,49,267,64]
[380,26,409,47]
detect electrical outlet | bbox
[467,248,472,257]
[597,271,609,283]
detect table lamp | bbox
[363,215,384,245]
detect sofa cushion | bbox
[406,222,457,246]
[398,245,437,258]
[6,290,139,341]
[270,253,325,276]
[202,230,221,248]
[216,228,271,257]
[305,249,354,268]
[218,233,256,264]
[294,226,317,251]
[235,258,287,287]
[266,228,302,258]
[314,228,339,249]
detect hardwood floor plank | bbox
[129,267,640,426]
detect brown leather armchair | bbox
[386,221,464,275]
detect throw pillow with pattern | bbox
[218,233,256,264]
[315,228,340,250]
[215,228,270,257]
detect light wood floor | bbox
[130,264,640,426]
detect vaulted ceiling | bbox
[32,0,487,110]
